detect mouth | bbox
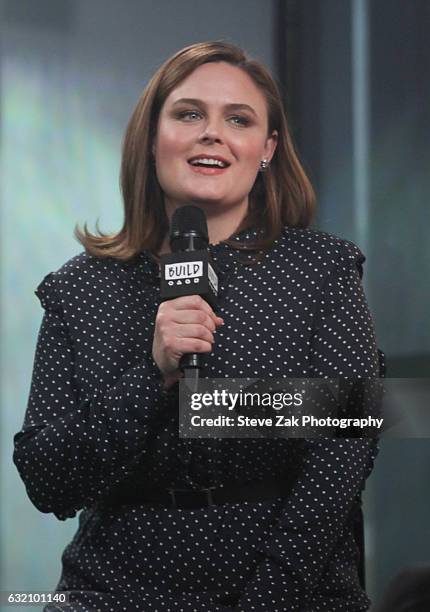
[187,155,231,174]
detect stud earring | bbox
[259,159,269,171]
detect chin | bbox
[186,192,228,206]
[182,181,231,202]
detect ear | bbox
[263,130,278,163]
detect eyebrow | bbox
[171,98,258,117]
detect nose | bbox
[198,116,224,144]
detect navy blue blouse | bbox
[14,227,381,611]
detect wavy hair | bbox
[75,41,316,260]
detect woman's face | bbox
[153,61,277,220]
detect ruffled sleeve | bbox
[34,271,67,316]
[13,269,169,521]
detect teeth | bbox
[190,158,228,168]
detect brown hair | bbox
[75,41,316,261]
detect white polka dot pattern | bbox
[14,227,381,611]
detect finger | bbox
[165,295,215,316]
[173,323,215,344]
[164,336,213,356]
[177,337,213,354]
[169,310,217,331]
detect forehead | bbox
[164,61,268,115]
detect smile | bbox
[189,157,229,168]
[187,154,231,176]
[188,163,229,175]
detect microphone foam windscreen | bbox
[170,205,208,240]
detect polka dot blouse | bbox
[14,226,381,611]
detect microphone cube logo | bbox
[160,250,218,308]
[208,263,218,293]
[165,261,203,286]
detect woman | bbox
[14,41,381,611]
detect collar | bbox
[117,226,263,289]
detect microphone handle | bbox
[177,233,206,376]
[179,352,201,370]
[180,352,201,393]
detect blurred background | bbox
[1,0,429,610]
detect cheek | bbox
[156,124,194,161]
[236,136,267,165]
[156,131,180,161]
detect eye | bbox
[177,110,203,121]
[228,115,251,127]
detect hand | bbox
[152,295,224,388]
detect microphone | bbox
[159,205,219,385]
